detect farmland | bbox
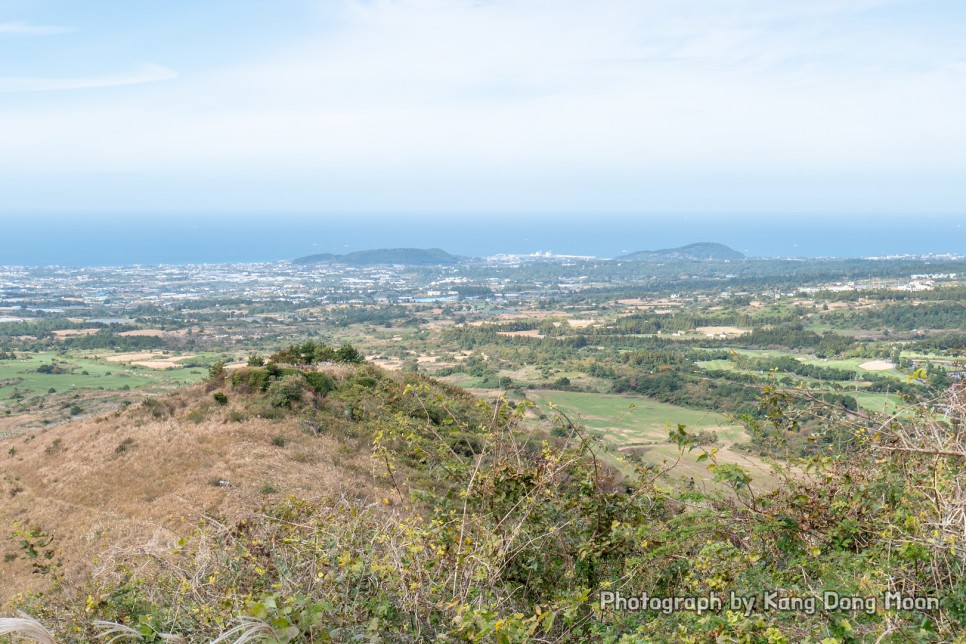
[526,389,741,443]
[2,253,964,450]
[3,251,966,640]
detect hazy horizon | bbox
[1,213,963,266]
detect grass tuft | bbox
[0,612,57,643]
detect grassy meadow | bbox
[524,389,779,489]
[0,351,208,402]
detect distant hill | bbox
[619,242,744,261]
[294,248,461,266]
[293,252,340,263]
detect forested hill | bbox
[619,242,744,261]
[294,248,461,265]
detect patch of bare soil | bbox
[52,329,100,338]
[859,360,895,371]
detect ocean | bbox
[0,213,963,266]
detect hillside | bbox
[619,241,744,261]
[2,349,965,641]
[0,358,487,604]
[0,374,352,601]
[293,247,461,265]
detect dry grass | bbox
[695,325,748,337]
[367,357,404,370]
[104,352,161,362]
[496,330,543,338]
[103,352,196,370]
[0,382,378,603]
[209,617,276,643]
[51,329,100,339]
[0,612,56,643]
[130,358,193,370]
[93,620,186,643]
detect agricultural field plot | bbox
[497,365,607,389]
[725,348,907,379]
[104,352,199,370]
[694,359,737,371]
[695,353,903,412]
[902,351,965,363]
[525,390,777,488]
[694,326,748,337]
[728,349,791,359]
[696,359,832,385]
[526,390,744,443]
[850,391,905,414]
[0,352,207,402]
[795,355,903,377]
[627,442,780,491]
[438,374,507,389]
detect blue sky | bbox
[1,0,965,217]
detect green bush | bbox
[231,367,272,392]
[207,361,226,381]
[186,408,207,424]
[302,371,335,394]
[268,375,308,409]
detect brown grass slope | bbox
[0,370,385,606]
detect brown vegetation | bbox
[0,377,378,604]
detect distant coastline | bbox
[0,214,963,266]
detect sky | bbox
[1,0,966,218]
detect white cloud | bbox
[0,21,71,36]
[0,0,964,213]
[0,64,178,93]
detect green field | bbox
[902,351,963,362]
[850,391,906,414]
[526,390,743,444]
[0,352,207,402]
[706,349,909,383]
[694,359,736,371]
[525,390,779,489]
[795,355,905,379]
[438,374,489,389]
[728,349,788,359]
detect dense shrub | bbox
[267,375,308,409]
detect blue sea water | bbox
[0,213,963,266]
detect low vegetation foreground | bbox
[5,255,966,641]
[1,340,965,642]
